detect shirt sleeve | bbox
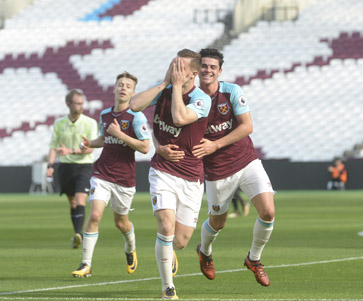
[49,121,59,149]
[132,112,151,140]
[99,114,105,137]
[230,85,250,116]
[89,118,98,140]
[186,92,211,119]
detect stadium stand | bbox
[0,0,362,166]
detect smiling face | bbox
[199,57,222,87]
[114,76,136,104]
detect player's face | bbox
[114,77,135,103]
[69,95,84,115]
[199,57,222,86]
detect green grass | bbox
[1,191,363,300]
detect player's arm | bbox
[171,58,198,126]
[153,132,185,163]
[193,112,253,158]
[57,143,93,155]
[130,61,173,112]
[82,135,105,151]
[107,119,149,154]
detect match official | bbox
[47,89,98,248]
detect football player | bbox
[72,72,150,278]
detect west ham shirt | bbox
[92,107,150,187]
[151,85,211,182]
[203,82,258,181]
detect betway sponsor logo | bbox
[205,119,233,134]
[104,135,126,146]
[153,114,182,138]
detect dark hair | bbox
[115,71,138,86]
[65,89,83,104]
[177,48,201,71]
[199,48,224,69]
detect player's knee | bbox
[89,211,102,224]
[173,240,186,250]
[259,208,275,221]
[173,236,188,250]
[210,215,227,231]
[114,220,129,233]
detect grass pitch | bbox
[1,190,363,300]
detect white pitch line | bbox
[0,298,359,301]
[1,256,363,297]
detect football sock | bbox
[70,207,77,232]
[82,232,99,266]
[74,205,85,234]
[249,216,274,261]
[200,218,220,256]
[155,233,174,291]
[122,222,135,254]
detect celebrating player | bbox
[72,72,150,278]
[130,49,211,300]
[193,48,275,286]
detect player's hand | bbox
[171,57,188,87]
[107,118,123,137]
[192,138,218,158]
[162,58,175,87]
[157,144,185,163]
[56,144,71,156]
[81,136,90,152]
[46,167,54,178]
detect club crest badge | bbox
[212,205,220,212]
[121,120,129,130]
[90,187,95,195]
[152,195,157,206]
[217,103,229,115]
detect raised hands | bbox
[171,57,189,87]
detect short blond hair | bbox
[177,49,201,72]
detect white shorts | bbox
[89,176,136,215]
[206,159,274,215]
[149,167,204,228]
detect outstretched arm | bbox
[130,60,173,112]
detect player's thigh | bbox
[89,176,112,206]
[206,176,239,215]
[109,184,136,215]
[149,168,178,214]
[175,178,204,229]
[86,198,107,232]
[239,159,274,201]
